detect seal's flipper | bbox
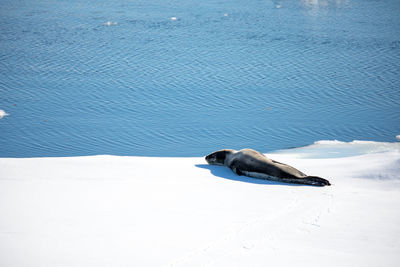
[228,159,243,175]
[302,176,331,186]
[231,167,242,176]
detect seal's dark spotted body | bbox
[205,149,331,186]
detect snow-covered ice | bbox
[0,141,399,266]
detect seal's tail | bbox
[303,176,331,186]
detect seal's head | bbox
[205,149,235,166]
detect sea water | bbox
[0,0,399,157]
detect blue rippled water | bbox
[0,0,399,157]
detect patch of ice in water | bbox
[396,135,400,141]
[0,109,9,119]
[103,21,118,26]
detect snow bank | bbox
[0,141,399,266]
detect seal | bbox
[205,149,331,186]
